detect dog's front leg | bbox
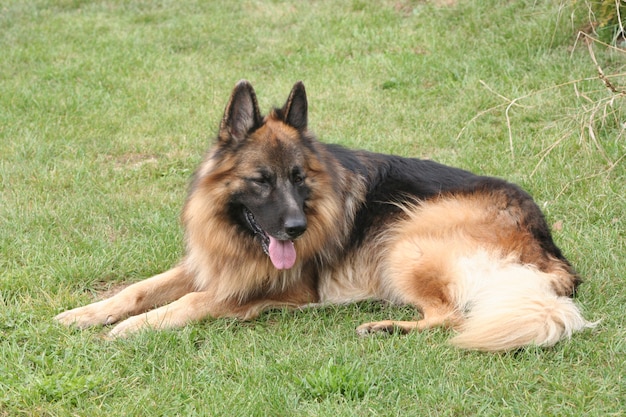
[106,294,313,338]
[55,265,193,329]
[106,290,217,338]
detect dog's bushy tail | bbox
[449,252,595,352]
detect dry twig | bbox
[458,31,625,174]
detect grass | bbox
[1,0,625,415]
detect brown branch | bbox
[582,32,626,95]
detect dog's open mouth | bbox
[243,208,297,270]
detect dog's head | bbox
[217,81,314,270]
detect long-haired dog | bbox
[56,81,593,351]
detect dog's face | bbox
[218,81,314,269]
[186,81,356,272]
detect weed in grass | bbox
[297,358,377,403]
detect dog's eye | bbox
[249,175,271,186]
[292,168,305,185]
[249,169,276,186]
[292,173,305,185]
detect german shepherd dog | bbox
[56,80,593,351]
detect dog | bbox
[55,80,593,351]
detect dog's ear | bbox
[219,80,263,144]
[281,81,308,130]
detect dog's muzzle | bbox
[243,208,270,255]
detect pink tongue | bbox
[268,236,297,270]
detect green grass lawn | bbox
[1,0,625,415]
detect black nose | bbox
[284,217,307,239]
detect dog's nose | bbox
[284,217,307,239]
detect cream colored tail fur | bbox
[449,252,594,352]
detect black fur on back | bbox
[323,143,579,288]
[325,143,475,249]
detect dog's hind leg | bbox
[356,302,461,336]
[356,225,463,336]
[55,265,194,329]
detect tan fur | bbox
[354,195,594,350]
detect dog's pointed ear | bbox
[219,80,263,144]
[281,81,308,130]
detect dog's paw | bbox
[107,305,181,338]
[54,300,120,329]
[356,320,414,336]
[356,320,396,336]
[105,315,152,339]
